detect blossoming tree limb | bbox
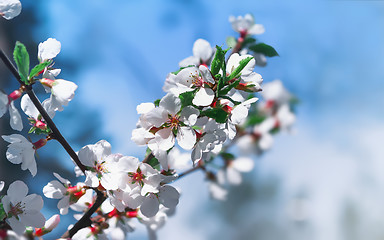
[0,1,297,239]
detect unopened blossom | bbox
[1,181,45,234]
[143,93,199,150]
[0,0,21,20]
[40,78,77,112]
[217,157,254,185]
[34,214,60,237]
[43,173,85,214]
[78,140,126,190]
[0,90,23,131]
[2,134,47,176]
[229,14,265,36]
[179,38,214,67]
[172,65,215,106]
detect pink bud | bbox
[40,78,55,88]
[34,120,47,130]
[45,214,60,232]
[32,138,47,150]
[8,89,22,101]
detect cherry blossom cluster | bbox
[0,1,296,239]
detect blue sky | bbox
[6,0,384,239]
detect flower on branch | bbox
[2,134,47,176]
[1,180,45,235]
[229,14,265,36]
[0,89,23,131]
[179,38,214,67]
[40,78,78,112]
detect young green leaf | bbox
[13,41,30,84]
[220,152,235,161]
[154,99,161,107]
[179,90,197,108]
[201,108,229,123]
[29,60,52,79]
[210,45,227,76]
[227,56,253,80]
[218,79,241,96]
[249,43,279,57]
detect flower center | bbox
[8,202,25,218]
[128,168,146,186]
[167,115,180,130]
[189,71,204,88]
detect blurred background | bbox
[1,0,384,239]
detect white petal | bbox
[0,90,8,117]
[193,39,213,63]
[0,0,21,20]
[43,180,65,199]
[199,65,215,84]
[38,38,61,62]
[176,126,196,150]
[159,93,181,115]
[227,167,242,185]
[0,181,4,192]
[137,102,155,114]
[140,194,159,218]
[159,185,180,208]
[179,106,199,126]
[7,180,28,204]
[9,101,22,131]
[155,128,175,151]
[179,56,199,68]
[23,194,44,211]
[192,87,214,106]
[248,24,265,35]
[232,157,254,172]
[145,107,168,128]
[20,95,39,118]
[7,217,25,235]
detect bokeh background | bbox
[1,0,384,239]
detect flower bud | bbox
[40,78,55,88]
[35,214,60,237]
[8,89,22,101]
[32,138,47,150]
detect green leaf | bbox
[245,114,266,127]
[227,56,253,81]
[242,37,256,47]
[147,157,160,170]
[29,60,52,79]
[226,36,237,49]
[13,41,30,84]
[219,79,241,96]
[0,202,5,221]
[154,99,161,107]
[210,46,227,76]
[179,90,196,108]
[249,43,279,57]
[220,152,235,161]
[201,108,228,123]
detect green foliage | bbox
[249,43,279,57]
[147,156,160,171]
[242,37,256,47]
[245,114,266,127]
[227,56,253,81]
[220,152,235,161]
[13,41,30,84]
[218,79,241,96]
[201,108,229,123]
[29,60,52,79]
[210,46,228,76]
[179,90,197,109]
[0,201,5,221]
[154,99,161,107]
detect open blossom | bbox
[2,134,47,176]
[1,181,45,234]
[229,14,265,36]
[0,0,21,20]
[179,38,214,67]
[261,79,292,107]
[78,140,127,190]
[0,90,23,131]
[171,65,215,106]
[40,78,77,112]
[138,206,169,240]
[43,173,86,214]
[142,93,199,150]
[71,225,108,240]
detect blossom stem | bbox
[0,48,87,174]
[177,165,206,180]
[61,190,107,238]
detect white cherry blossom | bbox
[2,134,41,176]
[0,0,21,20]
[217,157,254,185]
[40,78,78,111]
[38,38,61,62]
[1,181,45,234]
[179,38,214,67]
[229,14,265,35]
